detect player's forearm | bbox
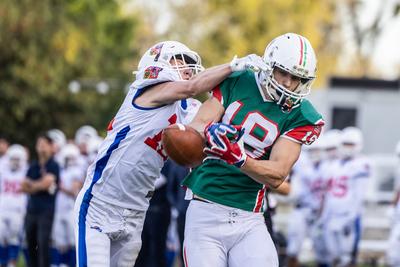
[271,181,291,195]
[241,157,289,188]
[188,97,225,137]
[186,64,232,95]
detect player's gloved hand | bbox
[204,122,240,148]
[204,123,247,168]
[230,54,269,73]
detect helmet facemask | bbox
[261,64,314,113]
[167,52,204,80]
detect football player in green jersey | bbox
[181,33,325,267]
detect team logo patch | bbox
[149,43,163,56]
[144,66,163,79]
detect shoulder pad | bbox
[299,99,324,125]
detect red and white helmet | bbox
[260,33,317,112]
[137,41,204,80]
[341,127,363,157]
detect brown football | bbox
[162,124,206,167]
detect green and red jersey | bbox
[182,70,324,212]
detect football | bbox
[162,124,206,167]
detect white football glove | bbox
[230,54,269,73]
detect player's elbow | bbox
[269,173,287,189]
[185,80,203,97]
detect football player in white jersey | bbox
[52,144,85,267]
[386,140,400,267]
[0,144,28,267]
[322,127,370,267]
[287,138,327,267]
[73,40,268,267]
[75,125,100,170]
[47,129,67,165]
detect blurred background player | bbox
[183,33,324,267]
[73,40,266,267]
[74,125,100,169]
[321,127,370,267]
[51,144,85,267]
[286,138,327,267]
[21,133,60,267]
[386,140,400,267]
[0,145,28,267]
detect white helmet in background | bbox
[341,126,363,158]
[305,136,324,163]
[7,144,28,170]
[321,129,342,160]
[7,144,28,162]
[75,125,98,146]
[137,41,204,80]
[260,33,317,112]
[47,129,66,151]
[59,144,80,168]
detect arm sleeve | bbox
[282,122,324,145]
[282,100,325,145]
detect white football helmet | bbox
[75,125,98,146]
[47,129,66,151]
[341,127,363,158]
[137,41,204,80]
[7,144,28,162]
[305,136,324,163]
[59,143,80,168]
[7,144,28,170]
[321,129,342,160]
[260,33,317,112]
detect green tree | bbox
[0,0,139,148]
[163,0,340,87]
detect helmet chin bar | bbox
[261,66,313,112]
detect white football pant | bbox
[0,210,25,246]
[286,207,317,257]
[386,222,400,267]
[74,186,146,267]
[183,200,278,267]
[324,216,356,267]
[52,209,75,249]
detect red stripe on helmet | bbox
[298,36,304,66]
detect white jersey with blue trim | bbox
[56,166,85,211]
[0,161,28,213]
[323,156,370,219]
[83,67,200,211]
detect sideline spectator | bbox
[21,133,60,267]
